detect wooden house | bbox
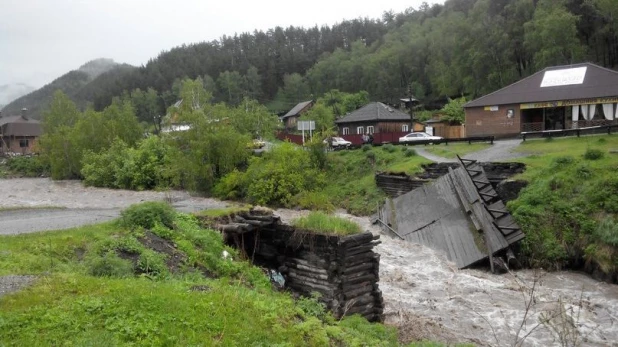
[0,109,41,155]
[280,100,313,131]
[335,102,411,136]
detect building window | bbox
[342,127,349,135]
[367,126,374,134]
[19,139,29,148]
[357,126,364,134]
[402,124,409,132]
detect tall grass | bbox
[292,212,362,235]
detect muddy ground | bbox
[2,178,618,346]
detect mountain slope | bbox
[0,83,35,109]
[1,59,131,119]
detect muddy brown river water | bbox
[1,178,617,346]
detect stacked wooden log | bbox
[280,231,383,322]
[207,209,384,322]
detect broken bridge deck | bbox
[378,156,524,269]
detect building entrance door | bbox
[544,107,565,130]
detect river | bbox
[2,178,617,346]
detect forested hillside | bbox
[2,59,129,118]
[7,0,618,119]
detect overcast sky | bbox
[1,0,441,89]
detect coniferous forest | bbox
[3,0,618,120]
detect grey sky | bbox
[1,0,440,89]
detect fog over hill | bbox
[0,83,35,110]
[1,58,129,118]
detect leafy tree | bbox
[524,0,585,69]
[216,71,245,106]
[439,97,467,125]
[39,91,82,179]
[299,104,335,133]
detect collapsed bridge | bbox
[377,156,524,271]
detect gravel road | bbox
[415,139,528,163]
[0,178,228,235]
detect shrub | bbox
[584,148,604,160]
[292,212,361,235]
[404,148,417,157]
[597,138,607,144]
[213,169,246,200]
[365,151,376,161]
[244,142,326,206]
[381,144,396,153]
[119,202,176,230]
[551,156,574,168]
[87,252,134,277]
[593,218,618,247]
[291,191,335,212]
[361,144,372,152]
[6,156,49,177]
[137,249,168,276]
[544,136,554,142]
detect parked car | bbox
[398,132,443,143]
[248,138,266,149]
[324,136,352,148]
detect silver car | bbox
[398,132,443,143]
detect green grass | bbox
[0,274,397,346]
[423,142,491,158]
[0,209,404,346]
[291,211,362,235]
[322,147,430,215]
[514,134,618,179]
[508,134,618,271]
[194,205,252,219]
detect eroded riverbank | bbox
[2,178,617,346]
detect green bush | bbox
[81,137,176,190]
[381,144,396,153]
[291,191,335,212]
[119,202,176,230]
[551,155,575,168]
[404,148,417,157]
[584,148,604,160]
[136,249,168,276]
[593,218,618,247]
[243,142,326,206]
[213,169,246,200]
[6,156,48,177]
[361,144,372,152]
[86,252,134,278]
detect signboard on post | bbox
[297,121,315,145]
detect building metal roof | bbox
[0,115,42,137]
[335,102,411,124]
[465,62,618,108]
[281,100,313,119]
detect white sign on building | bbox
[540,66,587,88]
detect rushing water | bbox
[277,209,618,347]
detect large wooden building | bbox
[464,62,618,137]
